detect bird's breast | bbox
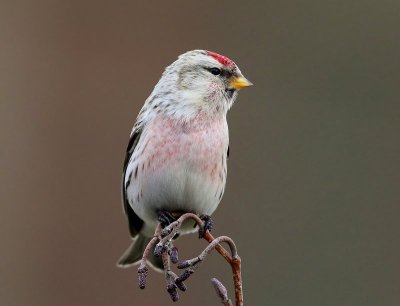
[144,114,228,177]
[131,114,229,223]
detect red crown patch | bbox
[207,51,235,67]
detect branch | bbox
[137,213,243,306]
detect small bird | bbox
[118,50,252,270]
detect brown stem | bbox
[137,213,243,306]
[231,256,243,306]
[203,231,243,306]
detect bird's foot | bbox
[198,214,213,238]
[158,210,177,228]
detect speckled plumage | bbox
[118,50,252,270]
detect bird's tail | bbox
[117,234,164,272]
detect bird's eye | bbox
[208,67,221,75]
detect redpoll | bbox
[118,50,252,270]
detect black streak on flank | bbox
[125,171,132,189]
[218,190,223,200]
[122,127,144,236]
[148,94,159,105]
[134,165,139,179]
[124,129,141,170]
[219,171,223,182]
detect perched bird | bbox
[118,50,252,270]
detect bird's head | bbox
[151,50,252,119]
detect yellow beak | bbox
[230,76,253,90]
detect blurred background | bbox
[1,1,399,305]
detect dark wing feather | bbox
[122,128,144,237]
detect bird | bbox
[118,50,252,271]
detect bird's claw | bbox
[198,214,213,238]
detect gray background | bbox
[1,1,399,305]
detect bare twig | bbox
[136,213,243,306]
[177,236,238,269]
[204,231,243,306]
[137,224,161,289]
[162,250,180,301]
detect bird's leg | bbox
[198,214,213,238]
[157,210,177,228]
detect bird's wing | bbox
[122,127,144,237]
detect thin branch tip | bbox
[136,212,243,306]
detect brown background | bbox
[1,1,399,305]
